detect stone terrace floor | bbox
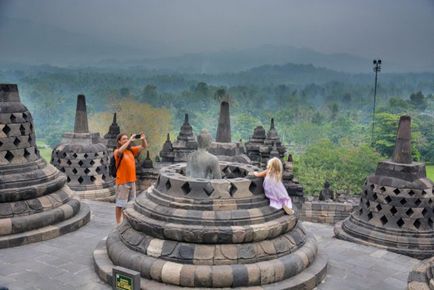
[0,200,420,290]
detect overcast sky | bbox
[1,0,434,69]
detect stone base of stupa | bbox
[93,234,327,290]
[0,200,90,249]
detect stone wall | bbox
[301,201,357,224]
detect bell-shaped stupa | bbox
[0,84,90,248]
[51,95,115,201]
[335,116,434,259]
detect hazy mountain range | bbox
[1,17,433,74]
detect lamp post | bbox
[371,59,382,146]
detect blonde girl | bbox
[254,157,294,215]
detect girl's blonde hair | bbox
[266,157,283,182]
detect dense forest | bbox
[1,63,434,195]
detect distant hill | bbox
[0,17,145,66]
[1,17,432,73]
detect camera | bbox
[134,134,141,139]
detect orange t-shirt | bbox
[114,146,141,185]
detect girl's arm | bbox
[253,169,268,177]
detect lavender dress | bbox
[263,175,292,209]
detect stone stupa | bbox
[208,101,249,163]
[94,129,327,289]
[51,95,115,201]
[0,84,90,248]
[335,116,434,259]
[103,112,120,151]
[173,113,198,162]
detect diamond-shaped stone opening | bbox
[365,200,371,208]
[84,153,88,158]
[67,159,72,165]
[78,160,83,166]
[429,199,433,205]
[23,148,30,158]
[385,196,392,204]
[67,176,71,182]
[102,174,106,180]
[408,190,416,196]
[72,168,78,174]
[358,208,363,215]
[77,176,84,184]
[203,183,214,196]
[415,199,422,206]
[390,206,398,215]
[72,153,78,158]
[376,204,382,211]
[367,212,373,220]
[28,135,32,143]
[249,182,257,193]
[95,153,99,157]
[84,168,90,174]
[62,152,67,158]
[2,124,11,135]
[229,183,238,196]
[19,124,25,135]
[400,198,407,206]
[100,159,104,164]
[414,219,421,229]
[393,188,400,195]
[422,208,428,217]
[60,167,65,173]
[96,167,101,173]
[380,215,388,225]
[370,184,375,190]
[363,190,368,197]
[0,140,3,147]
[22,112,28,121]
[406,208,414,217]
[181,182,191,194]
[422,190,427,196]
[165,180,171,190]
[10,114,16,122]
[4,151,14,162]
[90,176,96,182]
[372,192,378,200]
[429,218,433,228]
[90,160,95,165]
[397,218,405,228]
[13,137,20,146]
[380,186,386,192]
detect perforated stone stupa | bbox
[335,116,434,259]
[94,161,327,288]
[51,95,115,201]
[0,84,90,248]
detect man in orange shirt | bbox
[114,132,148,224]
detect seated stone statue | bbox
[319,180,334,201]
[186,129,222,179]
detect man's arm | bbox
[117,134,135,156]
[139,132,148,151]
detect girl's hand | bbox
[253,172,259,177]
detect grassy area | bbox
[36,140,52,162]
[427,165,434,181]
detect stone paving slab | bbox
[0,201,421,290]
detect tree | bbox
[409,91,427,110]
[88,99,171,159]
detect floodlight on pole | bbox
[371,59,382,146]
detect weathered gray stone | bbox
[0,84,90,249]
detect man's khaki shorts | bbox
[115,182,136,208]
